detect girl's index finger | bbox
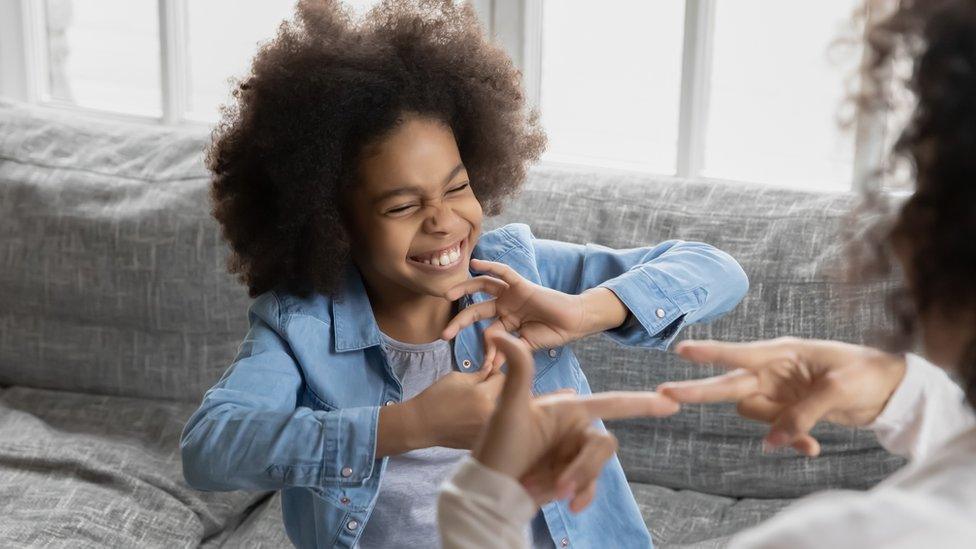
[440,300,498,340]
[443,275,509,301]
[468,258,523,286]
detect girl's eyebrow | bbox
[372,162,467,204]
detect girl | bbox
[180,1,748,548]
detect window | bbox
[14,0,383,124]
[529,0,870,191]
[0,0,894,191]
[539,1,685,174]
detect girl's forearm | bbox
[577,287,630,337]
[376,400,430,457]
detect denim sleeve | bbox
[528,230,748,350]
[180,292,379,492]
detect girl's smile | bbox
[407,238,468,272]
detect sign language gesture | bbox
[657,338,908,456]
[442,258,612,369]
[472,332,681,512]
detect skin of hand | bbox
[408,365,508,450]
[657,337,908,456]
[441,258,628,370]
[472,332,681,512]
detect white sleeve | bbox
[728,488,976,549]
[437,457,537,549]
[868,353,976,461]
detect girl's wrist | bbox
[577,287,630,337]
[377,400,432,456]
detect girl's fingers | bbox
[579,391,681,420]
[481,320,508,371]
[443,275,510,301]
[657,368,760,404]
[441,300,497,340]
[469,258,523,286]
[486,332,536,411]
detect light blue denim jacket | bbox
[180,223,748,548]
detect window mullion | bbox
[521,0,542,110]
[851,1,890,193]
[675,0,716,179]
[492,0,542,109]
[158,0,188,124]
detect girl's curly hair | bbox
[853,0,976,406]
[207,0,545,298]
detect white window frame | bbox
[0,0,888,191]
[489,0,887,193]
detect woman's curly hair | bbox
[207,0,545,298]
[853,0,976,406]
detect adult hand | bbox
[657,337,907,456]
[473,332,681,512]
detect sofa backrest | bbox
[0,102,904,498]
[0,101,248,402]
[488,166,906,498]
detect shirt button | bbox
[560,538,569,547]
[346,519,359,531]
[461,359,472,369]
[384,400,396,406]
[548,348,558,358]
[341,467,353,478]
[340,497,350,505]
[655,308,666,318]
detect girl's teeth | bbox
[413,242,462,267]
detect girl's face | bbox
[347,114,483,301]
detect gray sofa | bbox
[0,100,905,548]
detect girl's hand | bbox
[406,364,507,450]
[657,337,907,456]
[442,258,627,369]
[473,332,681,512]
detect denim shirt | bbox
[180,223,748,549]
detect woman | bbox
[437,0,976,546]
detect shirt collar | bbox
[330,262,484,354]
[331,263,383,352]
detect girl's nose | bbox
[422,202,457,233]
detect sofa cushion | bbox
[632,482,792,548]
[0,385,264,547]
[488,166,906,498]
[0,101,250,402]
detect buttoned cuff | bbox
[322,405,380,485]
[599,267,706,350]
